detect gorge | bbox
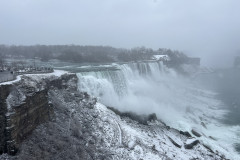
[0,60,238,159]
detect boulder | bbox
[179,131,192,138]
[168,136,182,148]
[184,139,200,149]
[191,129,201,137]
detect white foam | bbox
[76,61,240,160]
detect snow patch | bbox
[0,70,68,85]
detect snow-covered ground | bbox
[0,70,68,85]
[94,103,225,160]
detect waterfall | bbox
[76,61,172,108]
[76,61,174,105]
[75,60,239,159]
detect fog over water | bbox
[197,68,240,125]
[1,0,240,67]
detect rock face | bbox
[0,85,11,154]
[0,73,76,155]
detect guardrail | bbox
[15,70,53,75]
[0,73,16,83]
[0,70,54,83]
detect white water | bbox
[76,61,240,160]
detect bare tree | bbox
[11,61,19,71]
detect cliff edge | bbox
[0,71,75,155]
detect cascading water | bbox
[77,69,128,106]
[75,61,240,160]
[77,61,174,108]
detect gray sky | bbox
[0,0,240,67]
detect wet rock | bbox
[203,144,214,153]
[191,129,201,137]
[201,122,207,129]
[168,136,182,148]
[148,113,157,122]
[184,139,200,149]
[107,106,156,125]
[179,131,192,138]
[166,126,171,130]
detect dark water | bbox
[196,68,240,153]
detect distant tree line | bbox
[0,45,198,67]
[0,45,155,62]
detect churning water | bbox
[69,61,239,159]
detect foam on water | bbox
[76,61,240,160]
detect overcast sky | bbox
[0,0,240,67]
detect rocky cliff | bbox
[0,72,76,155]
[0,85,11,154]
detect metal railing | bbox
[0,69,54,83]
[0,73,16,83]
